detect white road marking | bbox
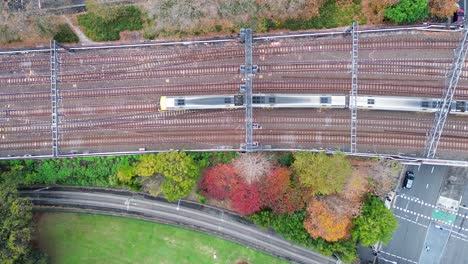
[452,234,468,243]
[426,184,429,189]
[431,166,435,173]
[395,214,428,228]
[380,250,418,264]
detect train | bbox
[159,94,468,114]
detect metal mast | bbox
[350,22,359,153]
[50,40,59,157]
[425,25,468,158]
[240,28,258,151]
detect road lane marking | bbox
[395,214,428,228]
[394,206,468,232]
[426,184,429,189]
[380,250,418,264]
[452,234,468,243]
[431,166,435,173]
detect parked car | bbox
[403,171,415,189]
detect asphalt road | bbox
[20,186,337,264]
[381,165,447,263]
[382,165,468,264]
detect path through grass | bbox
[35,212,286,264]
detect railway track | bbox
[2,57,464,87]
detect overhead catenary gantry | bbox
[350,22,359,153]
[425,23,468,158]
[240,28,258,152]
[50,40,59,157]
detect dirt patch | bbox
[234,259,251,264]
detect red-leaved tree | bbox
[230,182,261,216]
[199,164,240,200]
[259,167,291,205]
[257,167,303,214]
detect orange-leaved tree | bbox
[303,196,353,242]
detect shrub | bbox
[78,5,144,41]
[53,24,79,43]
[384,0,429,24]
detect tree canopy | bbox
[0,180,47,263]
[230,182,261,216]
[292,152,352,195]
[135,154,158,177]
[384,0,429,24]
[199,164,240,200]
[428,0,458,18]
[153,151,200,202]
[303,197,353,242]
[352,196,398,246]
[258,167,303,215]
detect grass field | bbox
[35,212,286,264]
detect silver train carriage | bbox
[356,95,467,114]
[160,94,467,115]
[160,94,347,111]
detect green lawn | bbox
[35,212,286,264]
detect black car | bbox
[403,171,415,189]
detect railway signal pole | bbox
[240,28,258,152]
[350,22,359,153]
[50,40,60,157]
[425,23,468,158]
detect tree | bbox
[230,182,261,216]
[369,159,402,200]
[154,151,200,202]
[0,180,48,263]
[199,164,240,200]
[352,196,398,246]
[428,0,458,19]
[232,153,274,184]
[135,154,158,177]
[384,0,429,24]
[258,167,304,215]
[116,162,136,183]
[249,209,359,262]
[292,152,352,195]
[303,197,353,242]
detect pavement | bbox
[377,165,468,264]
[20,186,337,264]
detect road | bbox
[20,186,337,264]
[381,165,468,264]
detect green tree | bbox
[135,154,158,177]
[154,151,200,202]
[116,162,136,183]
[384,0,429,24]
[292,152,352,195]
[0,180,48,263]
[352,196,398,246]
